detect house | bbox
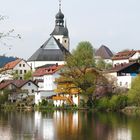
[0,80,38,102]
[33,64,79,106]
[112,50,140,66]
[106,62,140,89]
[95,45,113,64]
[33,64,64,104]
[1,58,31,80]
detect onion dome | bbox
[55,9,64,19]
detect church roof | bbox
[28,36,70,62]
[95,45,113,59]
[51,25,68,37]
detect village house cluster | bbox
[0,2,140,107]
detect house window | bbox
[32,89,34,93]
[20,77,22,80]
[58,39,60,42]
[23,64,25,67]
[28,83,31,86]
[19,64,21,67]
[120,82,122,86]
[24,70,27,73]
[20,70,22,74]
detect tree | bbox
[24,70,33,80]
[128,75,140,106]
[96,58,106,70]
[63,41,107,107]
[96,58,112,70]
[0,15,21,50]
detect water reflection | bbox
[0,110,140,140]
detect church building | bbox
[28,1,70,70]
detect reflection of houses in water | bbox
[53,111,80,135]
[34,111,56,140]
[108,128,132,140]
[0,127,12,140]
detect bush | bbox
[97,97,109,110]
[109,95,128,111]
[127,76,140,106]
[0,90,9,105]
[96,95,128,111]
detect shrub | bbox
[97,97,109,110]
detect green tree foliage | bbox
[12,71,20,80]
[96,58,112,70]
[128,76,140,106]
[0,90,10,105]
[97,95,128,111]
[24,70,32,80]
[96,58,106,70]
[64,41,107,107]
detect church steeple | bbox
[51,0,69,50]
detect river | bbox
[0,110,140,140]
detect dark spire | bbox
[55,0,64,26]
[59,0,61,11]
[50,0,69,37]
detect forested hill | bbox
[0,55,17,68]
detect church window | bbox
[65,40,67,43]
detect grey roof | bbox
[28,36,70,62]
[95,45,113,59]
[51,25,68,37]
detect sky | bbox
[0,0,140,59]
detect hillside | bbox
[0,55,17,68]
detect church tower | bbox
[27,0,70,70]
[51,0,69,50]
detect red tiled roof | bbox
[33,65,64,77]
[4,59,22,69]
[112,50,140,60]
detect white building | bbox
[33,65,79,106]
[106,62,140,89]
[1,58,31,80]
[112,50,140,66]
[0,80,38,102]
[27,4,70,70]
[33,65,63,104]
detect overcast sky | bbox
[0,0,140,59]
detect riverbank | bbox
[121,106,140,116]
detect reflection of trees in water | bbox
[0,111,140,140]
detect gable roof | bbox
[28,36,70,62]
[0,81,15,90]
[112,50,140,60]
[95,45,113,59]
[4,58,22,70]
[0,80,38,90]
[107,62,140,73]
[33,65,64,77]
